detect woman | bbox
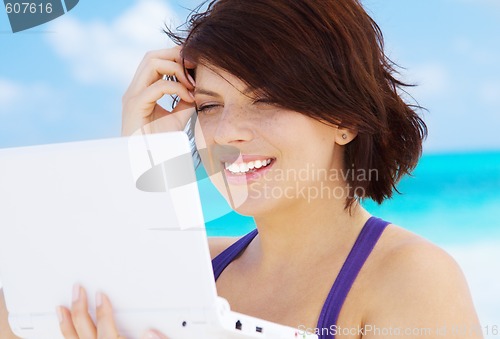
[0,0,482,338]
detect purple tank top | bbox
[211,216,390,339]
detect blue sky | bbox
[1,0,499,153]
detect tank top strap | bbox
[317,216,390,339]
[212,229,259,281]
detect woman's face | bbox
[193,64,345,217]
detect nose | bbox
[213,105,254,145]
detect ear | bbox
[335,127,358,145]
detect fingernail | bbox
[72,284,80,302]
[96,292,103,308]
[145,330,161,339]
[56,306,64,323]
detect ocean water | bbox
[200,151,500,243]
[198,151,500,333]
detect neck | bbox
[252,198,371,270]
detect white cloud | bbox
[0,79,61,119]
[0,79,21,110]
[46,0,179,87]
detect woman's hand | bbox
[57,285,169,339]
[122,46,196,136]
[0,289,21,339]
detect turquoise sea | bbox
[200,151,500,245]
[197,151,500,331]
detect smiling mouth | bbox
[223,158,274,175]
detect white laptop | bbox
[0,132,316,339]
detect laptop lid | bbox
[0,132,216,316]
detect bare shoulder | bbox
[208,236,240,260]
[363,224,482,337]
[373,224,462,281]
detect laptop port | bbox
[235,320,242,330]
[256,326,263,333]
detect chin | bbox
[229,198,279,218]
[213,180,284,217]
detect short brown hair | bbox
[167,0,427,209]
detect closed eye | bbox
[196,104,222,115]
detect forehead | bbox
[194,64,250,95]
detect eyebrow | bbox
[194,86,255,98]
[193,88,221,97]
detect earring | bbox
[342,134,347,140]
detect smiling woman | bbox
[0,0,482,338]
[178,0,428,211]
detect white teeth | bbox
[239,163,249,173]
[224,158,273,174]
[228,163,239,173]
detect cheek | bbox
[282,131,338,170]
[194,118,212,175]
[194,115,219,146]
[194,118,227,178]
[194,115,216,151]
[194,123,205,151]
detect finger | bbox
[1,289,20,338]
[147,79,194,104]
[130,59,195,96]
[70,285,97,338]
[169,100,198,130]
[146,102,197,134]
[127,48,180,94]
[95,292,125,339]
[124,79,194,123]
[130,47,190,88]
[144,46,196,69]
[57,306,79,339]
[160,59,195,89]
[136,79,195,116]
[129,101,196,136]
[141,46,183,64]
[141,329,170,339]
[182,58,197,70]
